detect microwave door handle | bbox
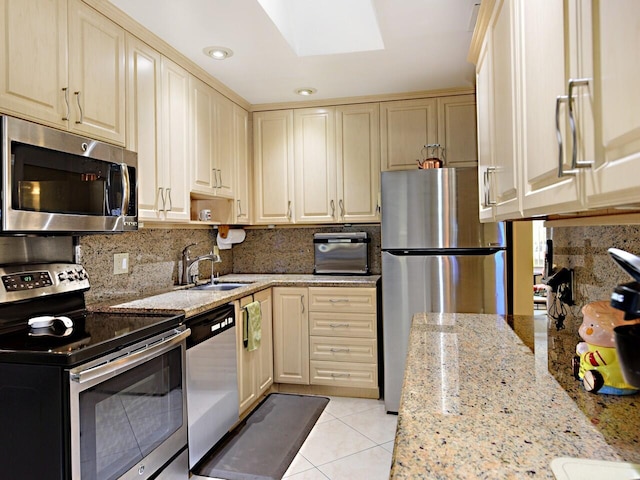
[120,163,130,216]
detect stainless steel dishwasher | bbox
[185,303,238,469]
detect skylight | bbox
[256,0,384,57]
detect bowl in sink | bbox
[190,282,251,291]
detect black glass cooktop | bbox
[0,310,185,366]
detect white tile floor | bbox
[283,396,397,480]
[192,396,397,480]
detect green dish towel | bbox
[243,301,262,352]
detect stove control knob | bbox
[58,272,68,282]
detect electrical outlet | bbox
[113,253,129,275]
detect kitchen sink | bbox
[190,282,251,291]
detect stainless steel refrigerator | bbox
[381,167,508,412]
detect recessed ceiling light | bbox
[295,88,317,96]
[203,46,233,60]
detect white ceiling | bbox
[108,0,479,106]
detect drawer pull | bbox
[329,298,350,303]
[329,323,350,328]
[330,372,351,378]
[329,347,351,353]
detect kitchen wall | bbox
[549,224,640,322]
[79,225,380,305]
[232,225,381,274]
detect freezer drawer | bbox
[381,250,507,412]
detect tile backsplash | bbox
[550,224,640,315]
[79,225,381,305]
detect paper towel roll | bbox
[217,229,246,250]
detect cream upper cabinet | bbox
[272,287,309,385]
[474,0,520,222]
[294,107,337,223]
[0,0,125,145]
[582,1,640,209]
[190,78,235,199]
[253,110,295,224]
[157,57,190,222]
[125,34,162,221]
[67,0,125,145]
[437,95,478,167]
[336,103,381,223]
[234,105,250,223]
[380,98,437,171]
[0,0,68,128]
[213,92,235,199]
[519,0,583,217]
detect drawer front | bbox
[309,336,377,363]
[308,287,376,314]
[309,312,376,338]
[310,360,377,388]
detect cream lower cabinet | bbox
[272,287,309,384]
[237,289,273,415]
[307,287,378,389]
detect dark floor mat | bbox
[193,393,329,480]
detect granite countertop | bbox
[391,313,640,479]
[106,274,380,318]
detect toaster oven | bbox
[313,232,370,275]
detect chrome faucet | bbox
[180,243,222,285]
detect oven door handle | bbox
[70,328,190,384]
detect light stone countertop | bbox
[107,274,379,318]
[390,313,640,479]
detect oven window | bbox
[79,347,183,480]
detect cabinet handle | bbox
[484,167,497,206]
[567,78,593,172]
[329,298,349,303]
[329,347,350,353]
[287,201,292,219]
[555,95,573,177]
[329,323,350,328]
[217,169,223,189]
[300,295,305,314]
[212,169,218,188]
[166,188,173,211]
[330,372,351,378]
[74,91,83,124]
[158,187,166,212]
[62,88,70,121]
[330,199,335,217]
[237,199,243,217]
[339,199,345,218]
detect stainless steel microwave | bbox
[1,116,137,233]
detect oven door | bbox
[68,328,190,480]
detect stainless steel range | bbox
[0,262,188,480]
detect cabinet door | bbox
[126,34,162,221]
[272,287,309,384]
[584,0,640,209]
[0,0,67,128]
[190,76,215,195]
[380,98,437,171]
[253,110,294,224]
[336,103,381,223]
[476,39,495,222]
[214,92,235,199]
[488,0,520,220]
[237,296,257,415]
[437,95,477,167]
[68,0,125,145]
[160,57,190,221]
[519,0,582,217]
[234,105,251,223]
[254,289,273,395]
[294,107,336,223]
